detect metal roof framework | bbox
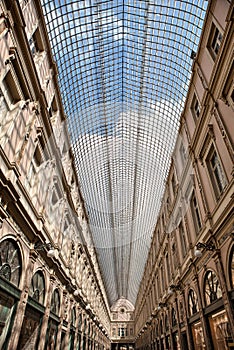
[42,0,208,306]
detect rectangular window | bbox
[206,145,227,198]
[165,253,171,282]
[222,61,234,109]
[118,328,125,337]
[179,222,187,258]
[172,242,179,270]
[208,23,223,60]
[180,143,187,166]
[29,28,44,57]
[191,93,200,119]
[190,191,202,234]
[171,173,177,196]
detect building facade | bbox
[0,0,233,350]
[134,0,234,349]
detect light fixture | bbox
[195,242,215,257]
[73,289,80,297]
[86,303,90,310]
[47,249,56,258]
[34,242,55,258]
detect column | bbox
[55,290,67,350]
[181,290,194,350]
[38,273,56,350]
[73,306,81,350]
[7,250,37,349]
[193,276,213,349]
[214,251,234,340]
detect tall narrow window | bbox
[179,222,187,258]
[208,23,223,60]
[206,145,227,199]
[165,253,171,283]
[191,93,200,119]
[171,173,177,197]
[29,28,44,57]
[29,271,45,304]
[180,143,187,166]
[190,191,202,234]
[204,270,222,305]
[188,289,198,316]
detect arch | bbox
[0,238,22,287]
[50,288,60,315]
[188,288,198,316]
[29,270,45,304]
[204,270,222,306]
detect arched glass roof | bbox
[42,0,208,306]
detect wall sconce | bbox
[157,302,167,310]
[194,242,215,257]
[168,284,181,295]
[34,242,55,258]
[73,289,80,297]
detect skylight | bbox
[42,0,208,305]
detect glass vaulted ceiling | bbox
[42,0,208,306]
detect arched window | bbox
[172,308,177,327]
[229,246,234,289]
[204,270,222,305]
[51,289,60,315]
[29,271,45,304]
[71,307,76,327]
[0,239,21,286]
[188,289,198,316]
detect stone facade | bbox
[134,0,234,349]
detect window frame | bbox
[190,190,202,235]
[191,93,200,120]
[205,143,227,199]
[207,22,223,60]
[188,289,198,317]
[204,270,222,306]
[179,221,187,258]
